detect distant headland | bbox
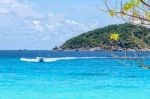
[53,23,150,51]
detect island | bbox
[53,23,150,51]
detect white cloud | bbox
[32,20,44,32]
[0,0,99,50]
[0,0,16,4]
[0,8,10,14]
[33,20,40,25]
[76,5,83,10]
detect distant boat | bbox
[36,57,45,62]
[18,49,28,51]
[21,57,46,62]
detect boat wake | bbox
[20,57,103,62]
[20,57,150,63]
[20,58,40,62]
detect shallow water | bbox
[0,51,150,99]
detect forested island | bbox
[54,23,150,51]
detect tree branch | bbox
[140,0,150,8]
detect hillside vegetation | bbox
[58,23,150,50]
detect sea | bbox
[0,50,150,99]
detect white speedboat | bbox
[36,57,45,62]
[21,57,46,62]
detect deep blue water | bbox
[0,50,150,58]
[0,51,150,99]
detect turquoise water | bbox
[0,51,150,99]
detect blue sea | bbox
[0,50,150,99]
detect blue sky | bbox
[0,0,123,50]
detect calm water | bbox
[0,51,150,99]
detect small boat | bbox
[21,57,46,62]
[36,57,45,62]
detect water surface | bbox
[0,51,150,99]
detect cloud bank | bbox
[0,0,99,50]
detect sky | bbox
[0,0,123,50]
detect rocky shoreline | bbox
[53,46,150,51]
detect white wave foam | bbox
[43,57,78,62]
[20,58,39,62]
[20,57,150,63]
[20,57,100,62]
[41,57,114,62]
